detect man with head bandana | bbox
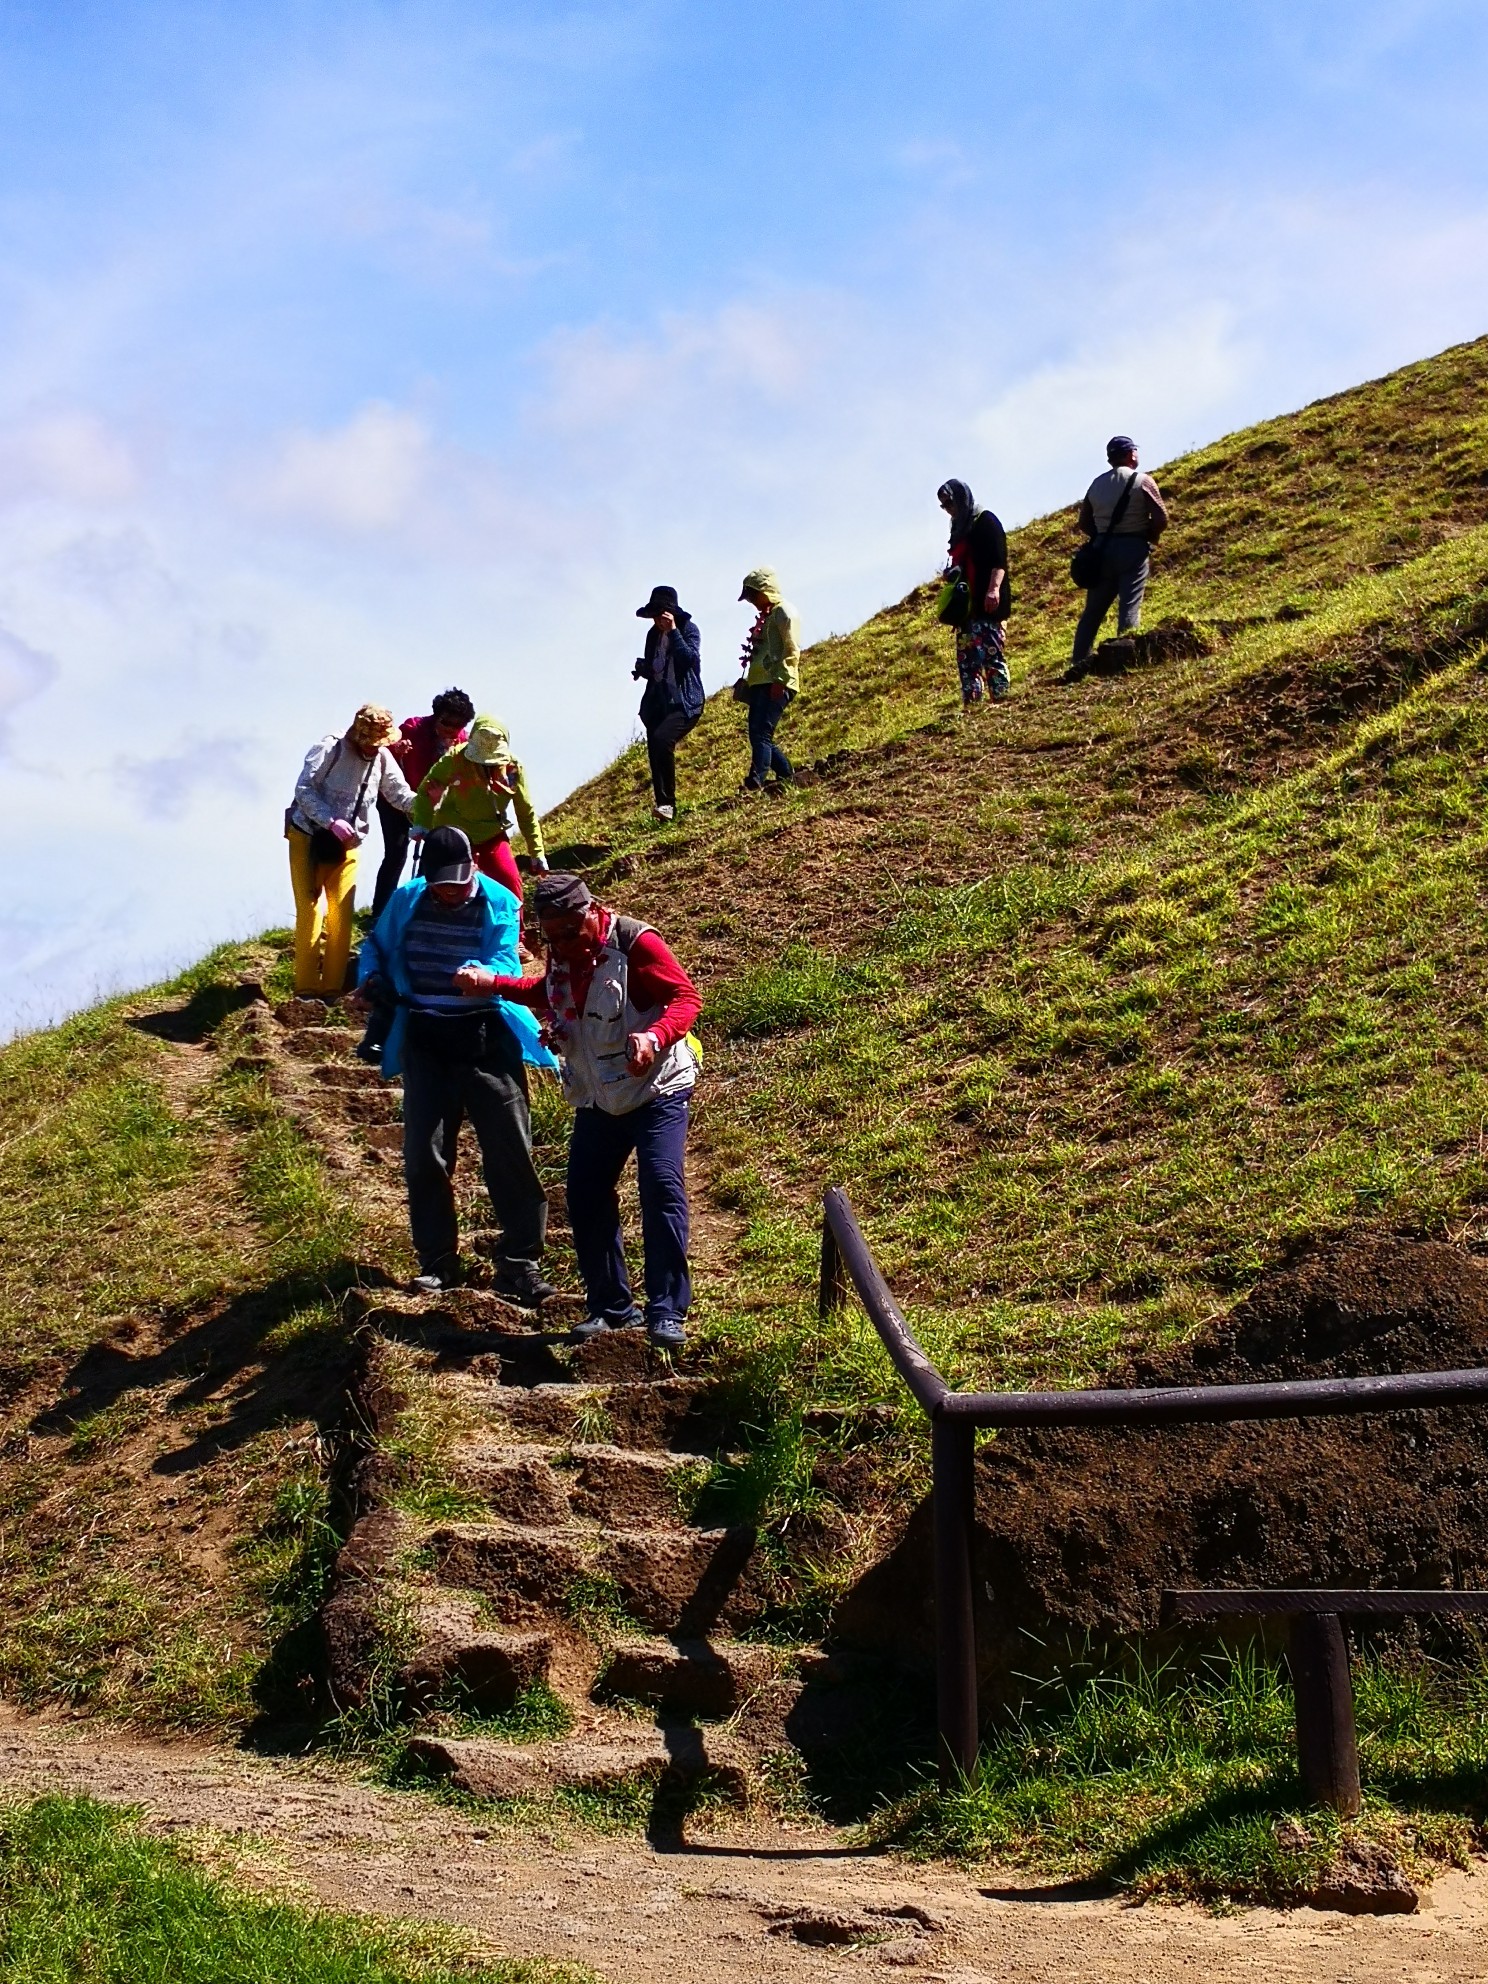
[458,872,701,1353]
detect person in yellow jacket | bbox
[735,566,801,793]
[411,714,548,901]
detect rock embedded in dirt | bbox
[1307,1840,1419,1915]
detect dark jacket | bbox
[950,510,1012,624]
[637,613,704,726]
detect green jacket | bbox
[412,728,545,860]
[742,567,801,692]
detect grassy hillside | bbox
[543,333,1488,1393]
[2,336,1488,1901]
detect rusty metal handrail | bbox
[818,1185,1488,1781]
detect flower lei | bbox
[738,603,769,679]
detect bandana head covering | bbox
[937,479,980,552]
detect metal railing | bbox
[818,1184,1488,1783]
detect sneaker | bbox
[354,1037,382,1065]
[740,778,765,795]
[493,1265,558,1307]
[652,804,675,822]
[570,1316,610,1342]
[647,1316,686,1353]
[1059,661,1090,685]
[410,1269,453,1294]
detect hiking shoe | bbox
[410,1268,455,1294]
[739,778,765,795]
[493,1265,558,1307]
[652,804,675,821]
[570,1316,610,1342]
[647,1316,686,1353]
[1060,660,1090,685]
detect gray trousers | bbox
[1072,535,1151,660]
[402,1043,547,1276]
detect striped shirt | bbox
[404,893,491,1016]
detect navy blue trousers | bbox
[566,1093,691,1328]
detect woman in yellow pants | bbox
[286,705,415,996]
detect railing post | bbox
[819,1214,845,1318]
[1288,1612,1361,1816]
[932,1416,978,1786]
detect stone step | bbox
[403,1724,752,1806]
[469,1378,727,1452]
[398,1596,555,1710]
[426,1518,764,1636]
[311,1060,385,1090]
[596,1635,776,1717]
[319,1086,403,1126]
[449,1439,709,1528]
[283,1026,360,1062]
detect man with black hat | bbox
[354,825,557,1303]
[1067,436,1170,680]
[633,584,703,821]
[460,871,701,1353]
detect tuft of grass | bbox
[707,943,893,1040]
[450,1681,574,1746]
[0,1794,593,1982]
[869,1645,1488,1904]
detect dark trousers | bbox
[645,711,699,811]
[371,796,411,922]
[746,684,795,786]
[566,1094,691,1327]
[1072,536,1151,661]
[402,1042,547,1277]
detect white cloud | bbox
[0,410,137,507]
[249,402,432,532]
[0,625,57,747]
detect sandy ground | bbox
[1,1711,1487,1982]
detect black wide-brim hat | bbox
[636,584,684,618]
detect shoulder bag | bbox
[1071,470,1140,589]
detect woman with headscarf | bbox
[286,703,416,997]
[937,479,1012,707]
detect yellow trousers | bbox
[287,826,360,996]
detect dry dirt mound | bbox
[838,1233,1488,1696]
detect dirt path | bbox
[2,1712,1486,1983]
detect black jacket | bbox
[636,613,704,726]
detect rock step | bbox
[310,1060,386,1090]
[595,1634,777,1716]
[282,1026,361,1062]
[455,1377,728,1452]
[425,1518,764,1635]
[400,1605,556,1710]
[403,1723,752,1806]
[449,1439,708,1528]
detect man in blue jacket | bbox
[634,584,703,822]
[354,826,559,1303]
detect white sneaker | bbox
[653,804,675,821]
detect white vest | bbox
[555,919,698,1115]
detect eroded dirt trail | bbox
[2,1712,1486,1983]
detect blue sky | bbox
[3,0,1488,1032]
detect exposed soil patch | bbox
[0,1709,1485,1984]
[839,1233,1488,1696]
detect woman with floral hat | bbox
[286,703,416,997]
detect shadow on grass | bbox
[29,1262,377,1468]
[128,982,265,1046]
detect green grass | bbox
[0,1795,593,1982]
[0,936,376,1736]
[868,1646,1488,1904]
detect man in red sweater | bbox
[371,687,474,920]
[456,872,700,1352]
